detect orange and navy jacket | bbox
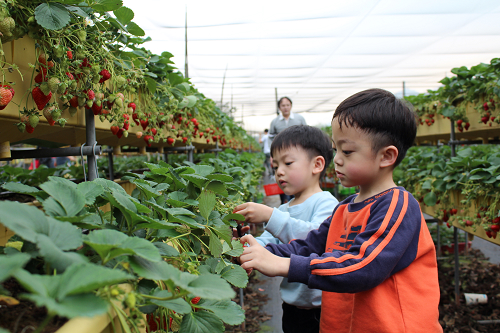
[266,187,443,333]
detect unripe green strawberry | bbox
[76,30,86,42]
[0,17,15,34]
[125,293,136,309]
[75,50,85,60]
[29,114,39,128]
[78,96,86,107]
[123,130,128,138]
[40,82,51,96]
[47,77,60,94]
[57,118,67,127]
[115,76,126,88]
[16,122,25,133]
[52,109,61,120]
[115,97,123,108]
[92,75,100,84]
[53,45,64,58]
[27,16,35,24]
[69,106,78,117]
[99,115,105,122]
[82,67,91,76]
[70,81,77,90]
[86,100,93,108]
[57,82,67,95]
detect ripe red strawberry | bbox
[99,69,111,83]
[67,49,73,60]
[26,124,35,133]
[132,112,139,125]
[212,136,217,141]
[110,125,119,135]
[123,122,129,130]
[69,96,79,108]
[182,137,188,143]
[191,297,200,304]
[493,217,500,224]
[0,87,13,107]
[35,72,47,84]
[483,102,489,111]
[144,135,152,147]
[86,89,95,100]
[465,220,473,227]
[32,87,52,110]
[491,224,500,232]
[464,122,470,130]
[140,119,148,130]
[136,131,143,139]
[128,102,136,111]
[167,137,175,145]
[151,128,157,136]
[450,208,457,215]
[456,119,462,127]
[66,72,74,80]
[91,102,102,115]
[117,128,124,138]
[481,116,489,124]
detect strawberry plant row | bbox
[0,154,266,333]
[405,57,500,139]
[0,1,259,151]
[394,145,500,245]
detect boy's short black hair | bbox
[264,129,268,133]
[270,125,333,178]
[333,88,416,167]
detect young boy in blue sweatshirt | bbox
[234,125,339,333]
[239,89,442,333]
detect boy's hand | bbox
[233,202,273,224]
[231,225,250,238]
[239,235,290,277]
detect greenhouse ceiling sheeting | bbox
[123,0,500,130]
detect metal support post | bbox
[188,147,194,163]
[449,119,460,305]
[85,108,98,181]
[5,146,101,160]
[107,150,114,181]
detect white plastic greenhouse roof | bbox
[123,0,500,131]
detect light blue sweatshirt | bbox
[256,191,338,308]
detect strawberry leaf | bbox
[35,3,71,31]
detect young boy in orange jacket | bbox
[239,89,442,332]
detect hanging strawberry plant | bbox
[0,0,252,149]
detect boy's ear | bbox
[379,145,398,168]
[312,156,326,175]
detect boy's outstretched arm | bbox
[239,235,290,277]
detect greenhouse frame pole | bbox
[85,108,98,181]
[449,119,460,306]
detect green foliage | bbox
[0,159,254,332]
[395,145,500,233]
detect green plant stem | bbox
[141,291,189,301]
[33,314,54,333]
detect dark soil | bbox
[0,192,35,203]
[0,278,67,333]
[438,249,500,332]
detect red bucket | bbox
[264,183,284,196]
